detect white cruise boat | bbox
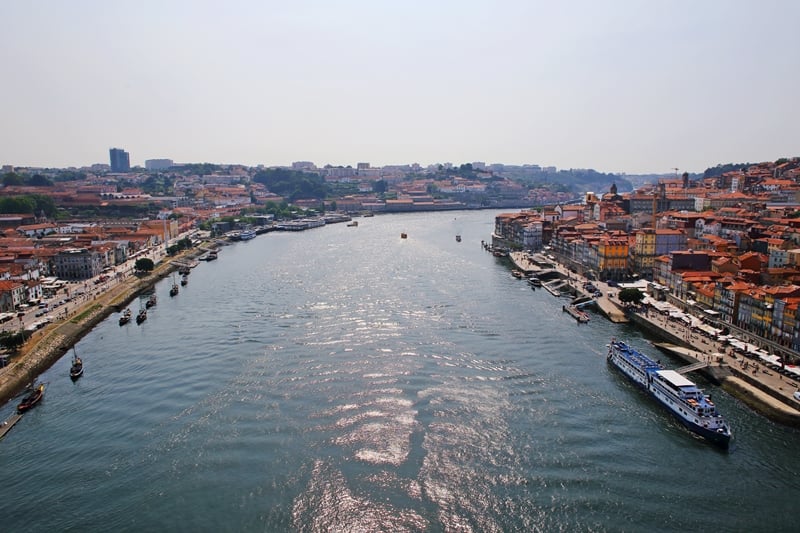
[608,338,732,448]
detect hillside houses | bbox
[493,157,800,351]
[0,218,185,308]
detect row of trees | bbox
[2,172,54,187]
[0,194,58,218]
[167,237,193,256]
[252,169,328,202]
[0,330,29,351]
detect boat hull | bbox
[17,385,45,413]
[674,413,731,448]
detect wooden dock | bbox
[0,413,22,439]
[563,304,590,323]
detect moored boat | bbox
[146,294,157,308]
[136,308,147,324]
[401,232,407,239]
[119,308,132,325]
[607,338,732,448]
[180,274,188,286]
[456,234,461,242]
[69,348,83,380]
[17,382,45,413]
[347,220,358,227]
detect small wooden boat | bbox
[17,383,45,413]
[401,232,407,239]
[119,308,132,325]
[180,274,188,286]
[145,294,157,308]
[69,348,83,380]
[347,220,358,227]
[169,274,179,297]
[456,235,461,242]
[136,308,147,324]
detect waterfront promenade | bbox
[509,251,800,425]
[0,246,197,406]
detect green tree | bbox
[618,287,645,306]
[30,194,57,217]
[135,258,155,272]
[52,170,86,182]
[252,168,328,201]
[0,330,29,351]
[0,196,35,214]
[373,179,387,194]
[27,174,54,187]
[0,194,58,217]
[2,173,24,186]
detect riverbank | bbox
[0,247,203,407]
[508,251,800,426]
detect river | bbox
[1,210,798,532]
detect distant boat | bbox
[206,250,218,261]
[119,308,132,325]
[136,308,147,324]
[401,232,407,239]
[456,235,461,242]
[17,382,45,413]
[239,228,256,240]
[180,274,188,286]
[69,348,83,380]
[363,212,374,217]
[347,220,358,227]
[146,294,157,308]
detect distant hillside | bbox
[497,167,633,195]
[703,162,752,178]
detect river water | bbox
[1,210,798,532]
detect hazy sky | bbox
[1,1,798,174]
